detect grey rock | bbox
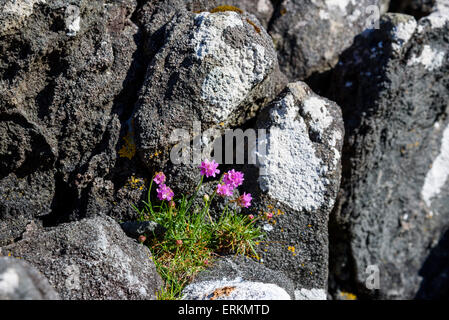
[0,256,59,300]
[133,9,286,190]
[269,0,384,80]
[239,81,343,297]
[120,220,165,238]
[182,255,295,300]
[327,9,449,299]
[0,0,154,244]
[1,216,163,300]
[136,0,274,36]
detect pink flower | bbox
[223,169,244,188]
[216,183,234,197]
[248,214,255,220]
[153,172,166,185]
[237,192,252,208]
[199,159,220,178]
[156,184,174,201]
[265,212,273,219]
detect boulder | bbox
[327,7,449,299]
[0,256,59,300]
[1,216,163,300]
[136,0,274,36]
[0,0,143,244]
[239,81,344,298]
[269,0,385,80]
[133,9,286,190]
[181,255,295,300]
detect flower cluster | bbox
[152,160,252,209]
[153,172,174,201]
[199,159,252,208]
[198,159,220,178]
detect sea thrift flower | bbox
[153,172,166,185]
[198,159,220,178]
[216,183,233,197]
[237,192,252,208]
[223,169,244,188]
[157,184,174,201]
[248,214,254,220]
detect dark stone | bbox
[0,256,59,300]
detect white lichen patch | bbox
[257,0,271,13]
[256,91,330,212]
[182,277,291,300]
[295,288,327,300]
[421,123,449,208]
[324,0,355,12]
[319,10,330,20]
[0,268,20,295]
[65,5,81,37]
[407,45,446,71]
[302,96,333,137]
[390,18,417,53]
[191,12,273,123]
[3,0,45,17]
[420,1,449,31]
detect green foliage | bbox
[133,177,264,300]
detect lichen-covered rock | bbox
[133,9,286,189]
[0,0,147,245]
[136,0,274,37]
[1,216,163,300]
[182,255,295,300]
[0,256,59,300]
[240,81,344,298]
[327,8,449,299]
[269,0,384,80]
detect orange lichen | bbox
[340,292,357,300]
[210,5,243,14]
[246,18,261,33]
[118,131,136,160]
[210,286,236,300]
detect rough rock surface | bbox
[0,0,145,245]
[327,8,449,299]
[0,256,59,300]
[238,81,344,298]
[182,255,295,300]
[269,0,384,80]
[137,0,274,34]
[1,216,163,300]
[133,9,286,190]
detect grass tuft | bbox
[134,175,264,300]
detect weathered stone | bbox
[239,81,344,298]
[182,255,295,300]
[136,0,274,37]
[0,256,59,300]
[133,9,286,189]
[327,7,449,299]
[0,0,146,244]
[1,216,163,300]
[269,0,384,80]
[120,220,166,238]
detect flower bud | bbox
[203,194,210,202]
[138,235,146,243]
